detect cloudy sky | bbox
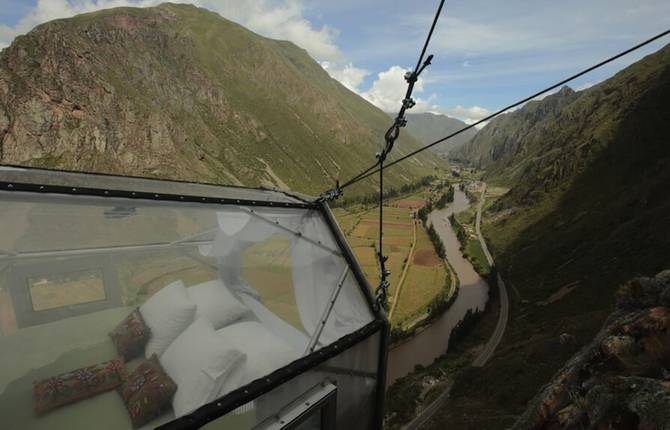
[0,0,669,124]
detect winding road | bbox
[472,184,509,367]
[402,183,509,430]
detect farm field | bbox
[333,191,451,327]
[392,225,448,326]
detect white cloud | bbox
[319,61,369,92]
[354,65,490,125]
[359,65,432,112]
[202,0,342,61]
[438,105,490,124]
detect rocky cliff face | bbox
[0,3,441,194]
[453,43,670,206]
[451,86,580,172]
[514,271,670,430]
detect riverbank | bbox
[387,186,489,383]
[386,182,512,430]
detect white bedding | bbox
[161,318,246,417]
[141,280,197,358]
[216,321,300,388]
[0,278,306,429]
[142,280,304,419]
[188,280,250,329]
[237,293,309,353]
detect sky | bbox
[0,0,669,125]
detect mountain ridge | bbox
[0,3,443,195]
[404,112,477,157]
[428,42,670,429]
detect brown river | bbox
[387,187,489,383]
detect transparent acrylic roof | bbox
[0,167,375,429]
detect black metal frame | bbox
[0,166,389,430]
[0,163,311,201]
[0,180,314,209]
[281,383,337,430]
[160,320,384,430]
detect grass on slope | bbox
[9,3,444,195]
[428,60,670,429]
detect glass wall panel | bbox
[202,330,381,430]
[0,187,375,430]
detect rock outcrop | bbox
[513,271,670,430]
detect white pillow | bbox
[215,321,298,385]
[187,280,249,329]
[140,280,197,358]
[160,318,246,418]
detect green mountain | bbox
[405,112,477,157]
[449,85,581,178]
[0,3,443,195]
[431,43,670,428]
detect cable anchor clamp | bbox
[374,278,390,312]
[405,54,434,84]
[402,98,416,110]
[316,180,342,203]
[404,71,417,84]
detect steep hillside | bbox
[454,44,670,208]
[0,3,442,195]
[405,112,477,156]
[428,43,670,429]
[450,86,582,177]
[514,271,670,429]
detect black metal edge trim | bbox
[319,201,387,319]
[0,181,316,209]
[0,163,304,198]
[157,320,384,430]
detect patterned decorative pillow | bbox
[119,354,177,428]
[109,308,151,361]
[33,359,126,416]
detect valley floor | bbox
[333,187,452,329]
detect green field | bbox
[393,227,448,326]
[463,239,490,277]
[453,194,491,277]
[333,189,451,327]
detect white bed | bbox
[0,279,308,430]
